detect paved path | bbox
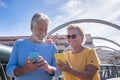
[106,77,120,80]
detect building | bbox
[0,34,120,64]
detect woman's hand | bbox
[56,60,72,73]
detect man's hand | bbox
[14,57,41,77]
[37,56,55,75]
[25,57,40,72]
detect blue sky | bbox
[0,0,120,50]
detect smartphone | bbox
[54,53,66,64]
[29,51,39,63]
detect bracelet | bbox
[49,70,55,76]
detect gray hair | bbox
[31,13,51,27]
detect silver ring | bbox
[28,60,30,63]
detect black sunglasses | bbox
[67,34,78,39]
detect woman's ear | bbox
[81,36,84,43]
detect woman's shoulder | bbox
[84,47,97,56]
[85,47,95,52]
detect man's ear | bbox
[31,26,33,32]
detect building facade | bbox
[0,34,120,64]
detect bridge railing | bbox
[100,64,120,80]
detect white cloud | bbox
[53,0,120,30]
[53,0,120,22]
[59,0,82,14]
[50,0,83,31]
[0,1,8,8]
[51,0,120,50]
[58,0,83,20]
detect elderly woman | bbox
[57,24,101,80]
[6,13,58,80]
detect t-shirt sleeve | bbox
[6,40,19,77]
[87,49,101,69]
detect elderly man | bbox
[6,13,58,80]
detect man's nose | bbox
[38,32,45,35]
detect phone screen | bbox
[29,51,39,60]
[54,53,66,64]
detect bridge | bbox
[0,19,120,80]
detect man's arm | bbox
[14,58,41,77]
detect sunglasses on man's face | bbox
[67,34,78,39]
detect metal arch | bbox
[63,37,120,52]
[46,19,120,38]
[94,46,117,51]
[92,37,120,48]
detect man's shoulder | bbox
[43,42,58,51]
[14,38,29,45]
[44,42,56,46]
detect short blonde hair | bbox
[67,24,85,44]
[67,24,84,36]
[31,13,51,27]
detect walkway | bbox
[106,77,120,80]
